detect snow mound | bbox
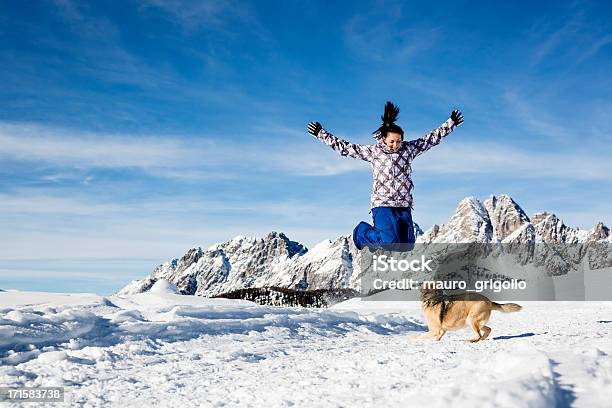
[149,279,180,294]
[0,307,104,365]
[0,290,423,368]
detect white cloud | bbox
[139,0,274,51]
[528,7,612,67]
[0,121,369,179]
[417,139,612,181]
[140,0,233,29]
[0,123,196,168]
[343,5,439,62]
[0,188,366,259]
[2,121,611,181]
[501,89,573,142]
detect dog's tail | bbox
[491,302,522,313]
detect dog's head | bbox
[420,282,443,303]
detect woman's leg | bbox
[394,207,416,251]
[397,207,416,244]
[352,207,400,249]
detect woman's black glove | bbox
[450,110,464,126]
[308,121,322,136]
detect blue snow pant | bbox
[352,206,416,250]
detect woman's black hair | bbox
[372,101,404,141]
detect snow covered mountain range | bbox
[118,194,610,297]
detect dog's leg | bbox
[412,330,439,340]
[480,326,492,340]
[466,319,483,343]
[434,329,446,341]
[412,329,445,341]
[412,321,445,341]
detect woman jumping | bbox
[307,101,463,250]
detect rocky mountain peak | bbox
[589,222,610,241]
[179,247,203,267]
[419,224,440,242]
[484,194,531,241]
[532,212,577,244]
[433,196,492,242]
[531,212,550,226]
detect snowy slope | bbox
[1,286,611,407]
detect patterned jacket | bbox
[312,118,459,209]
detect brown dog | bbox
[413,285,522,342]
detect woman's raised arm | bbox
[308,121,375,162]
[405,110,464,160]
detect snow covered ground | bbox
[1,281,611,407]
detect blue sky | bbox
[1,0,611,294]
